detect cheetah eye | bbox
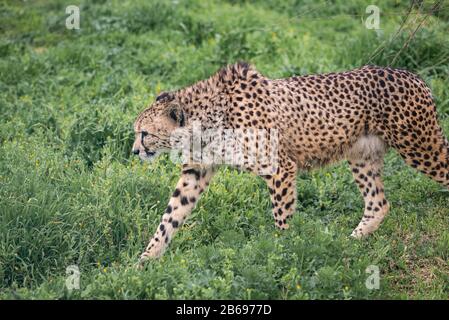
[141,131,149,137]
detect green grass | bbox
[0,0,448,299]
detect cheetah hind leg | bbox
[346,135,390,238]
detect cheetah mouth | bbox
[139,150,158,162]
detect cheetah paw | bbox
[350,228,366,239]
[138,247,164,266]
[350,221,382,239]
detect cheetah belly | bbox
[282,116,358,170]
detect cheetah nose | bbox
[132,148,140,155]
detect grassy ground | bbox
[0,0,448,299]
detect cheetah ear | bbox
[166,103,185,127]
[156,91,175,102]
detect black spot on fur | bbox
[181,196,189,205]
[183,168,201,180]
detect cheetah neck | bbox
[174,62,266,128]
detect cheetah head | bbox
[132,91,185,162]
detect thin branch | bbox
[366,0,416,65]
[390,0,443,66]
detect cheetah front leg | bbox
[139,165,215,263]
[263,160,297,229]
[348,158,390,238]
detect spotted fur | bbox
[133,62,449,263]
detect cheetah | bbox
[132,62,449,263]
